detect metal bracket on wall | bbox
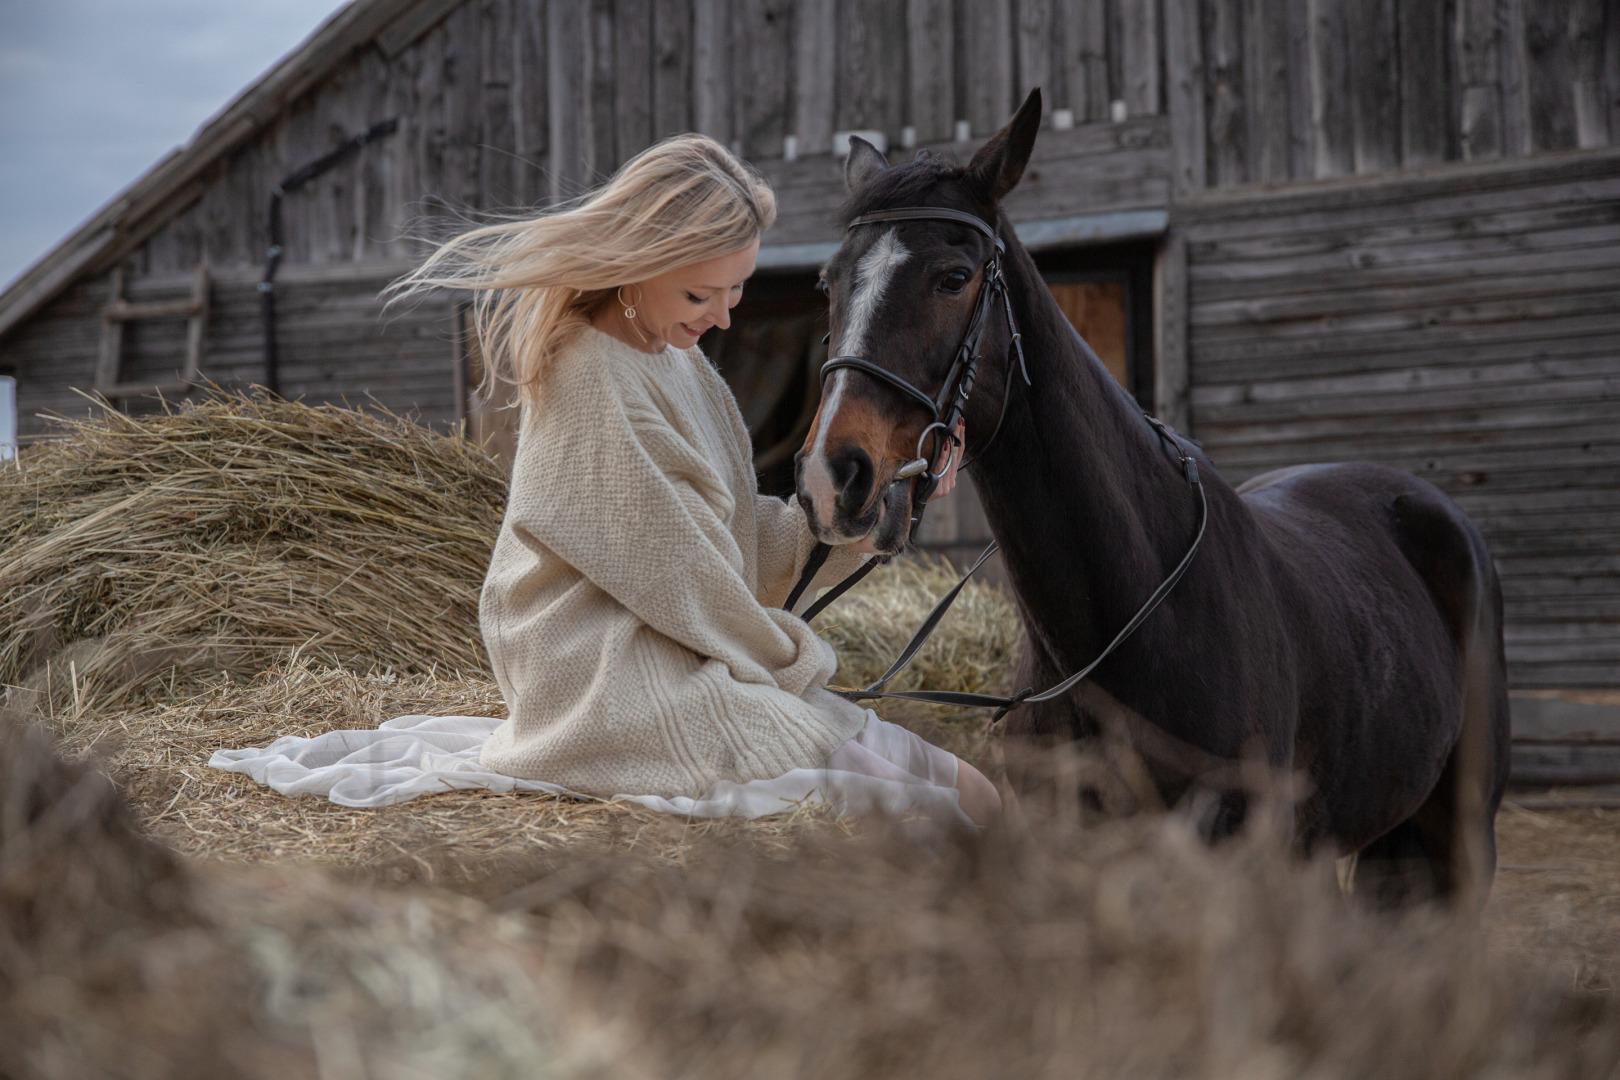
[95,263,210,400]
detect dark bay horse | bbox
[795,89,1511,904]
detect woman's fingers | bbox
[927,418,966,502]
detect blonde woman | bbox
[215,136,998,827]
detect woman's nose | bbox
[712,302,731,331]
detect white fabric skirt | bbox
[209,711,970,826]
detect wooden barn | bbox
[2,0,1618,778]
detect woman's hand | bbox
[927,418,965,502]
[845,419,965,555]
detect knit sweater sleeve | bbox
[752,494,869,613]
[505,341,836,697]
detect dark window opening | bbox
[699,271,826,498]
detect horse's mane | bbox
[837,153,967,223]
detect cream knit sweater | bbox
[478,327,871,798]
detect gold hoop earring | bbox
[616,284,649,345]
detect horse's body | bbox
[796,90,1511,902]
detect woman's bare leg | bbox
[955,757,1002,826]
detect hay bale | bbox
[0,391,507,711]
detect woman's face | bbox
[631,239,760,350]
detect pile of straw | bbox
[812,555,1021,699]
[0,391,507,713]
[6,702,1616,1079]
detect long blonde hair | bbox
[392,135,775,406]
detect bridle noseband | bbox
[820,206,1030,516]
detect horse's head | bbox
[795,89,1043,553]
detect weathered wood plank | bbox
[836,0,906,137]
[510,0,548,206]
[792,0,836,153]
[443,1,484,209]
[1499,0,1532,157]
[1191,254,1620,326]
[1188,224,1620,299]
[1395,0,1452,165]
[614,0,654,164]
[652,0,693,139]
[1120,0,1161,117]
[1525,0,1577,151]
[589,0,618,176]
[1284,0,1315,177]
[547,0,589,198]
[1015,0,1050,108]
[906,0,954,144]
[1570,0,1611,148]
[1205,0,1247,186]
[1163,0,1207,192]
[1058,0,1109,122]
[1154,231,1190,432]
[1308,0,1354,177]
[963,0,1013,135]
[1244,0,1292,182]
[693,0,733,143]
[733,0,792,159]
[1188,195,1620,264]
[1457,0,1505,160]
[1345,0,1399,172]
[480,0,517,209]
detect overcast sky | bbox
[0,0,350,291]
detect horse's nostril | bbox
[830,447,874,513]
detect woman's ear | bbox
[844,136,890,192]
[965,88,1042,204]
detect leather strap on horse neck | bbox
[835,416,1208,722]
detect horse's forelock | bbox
[837,156,971,225]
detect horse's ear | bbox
[844,136,889,192]
[966,88,1042,203]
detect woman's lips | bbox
[680,322,705,338]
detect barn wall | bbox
[1182,147,1620,690]
[1166,0,1620,196]
[7,264,455,436]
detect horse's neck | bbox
[972,240,1199,669]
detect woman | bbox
[401,136,999,826]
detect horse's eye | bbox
[938,271,971,294]
[816,279,831,296]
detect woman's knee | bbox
[956,758,1002,827]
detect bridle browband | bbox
[785,204,1209,725]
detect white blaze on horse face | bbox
[802,230,911,532]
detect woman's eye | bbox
[686,293,705,304]
[938,271,970,294]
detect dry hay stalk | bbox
[812,554,1022,701]
[6,696,1617,1079]
[0,390,507,711]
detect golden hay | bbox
[6,701,1617,1079]
[44,661,850,880]
[0,390,506,712]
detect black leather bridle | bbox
[821,206,1030,513]
[785,204,1209,724]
